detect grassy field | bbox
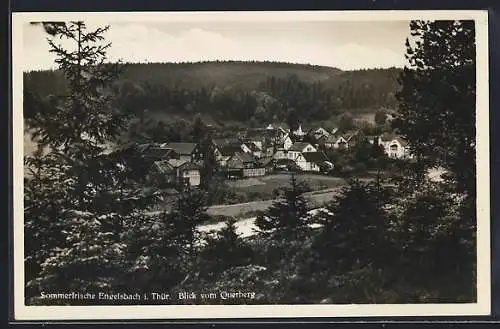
[227,173,347,194]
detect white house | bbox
[280,134,294,150]
[380,137,413,159]
[311,127,330,140]
[287,142,317,161]
[295,151,329,172]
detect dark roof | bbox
[165,142,197,155]
[226,152,256,169]
[302,151,329,163]
[142,147,174,160]
[289,142,313,152]
[219,144,243,156]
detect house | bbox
[279,133,294,151]
[149,160,177,186]
[310,127,330,140]
[226,152,265,178]
[380,136,412,159]
[323,134,339,149]
[287,142,317,160]
[164,142,199,162]
[330,130,362,149]
[177,161,201,187]
[242,141,263,158]
[167,159,202,187]
[295,151,331,172]
[217,144,244,167]
[148,158,201,187]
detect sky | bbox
[22,20,411,71]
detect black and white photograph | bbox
[12,10,490,320]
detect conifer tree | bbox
[312,179,391,272]
[394,20,476,197]
[24,22,158,303]
[255,174,310,241]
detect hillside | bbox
[23,61,402,135]
[24,61,344,95]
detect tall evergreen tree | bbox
[255,174,310,241]
[394,20,476,197]
[24,22,157,303]
[312,179,391,272]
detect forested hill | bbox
[24,61,402,126]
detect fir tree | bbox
[312,179,391,272]
[394,20,476,197]
[255,174,310,241]
[24,22,158,304]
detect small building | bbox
[380,136,413,159]
[164,142,199,162]
[226,152,265,178]
[288,142,317,160]
[329,130,362,150]
[177,161,201,187]
[217,144,244,167]
[149,160,177,186]
[310,127,330,140]
[296,151,331,172]
[242,141,263,158]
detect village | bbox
[137,122,413,189]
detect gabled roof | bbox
[168,158,189,168]
[312,127,330,136]
[141,147,174,160]
[342,130,361,141]
[165,142,197,155]
[301,151,330,163]
[152,160,175,174]
[289,142,314,152]
[226,152,255,169]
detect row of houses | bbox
[138,123,413,187]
